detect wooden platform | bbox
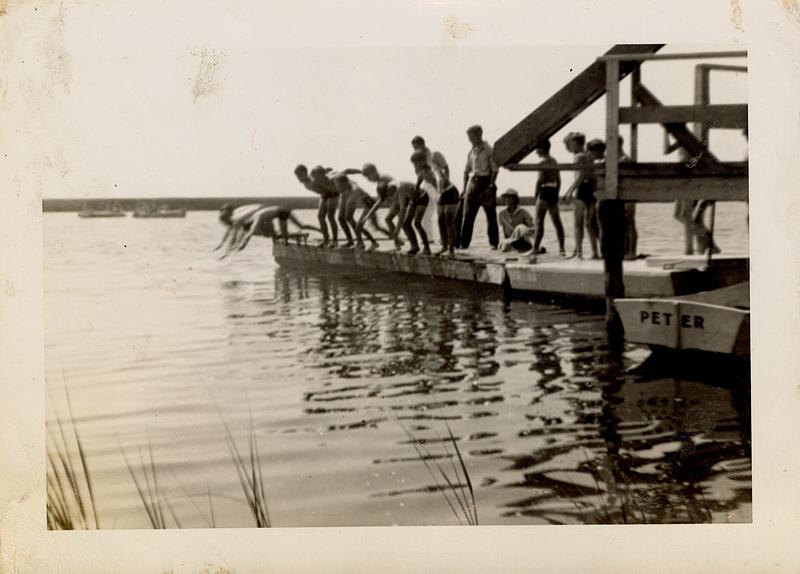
[272,242,749,300]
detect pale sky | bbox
[49,4,747,199]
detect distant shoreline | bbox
[43,195,540,212]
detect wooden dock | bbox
[272,242,748,300]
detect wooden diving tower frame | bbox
[494,45,748,343]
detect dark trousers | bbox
[454,194,465,248]
[460,176,498,248]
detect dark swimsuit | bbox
[438,184,459,206]
[413,191,430,209]
[576,180,596,205]
[539,184,559,206]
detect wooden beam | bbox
[633,83,719,165]
[493,44,664,166]
[505,163,581,172]
[598,50,747,62]
[615,162,747,177]
[597,176,748,202]
[618,104,747,128]
[508,161,748,175]
[697,64,747,73]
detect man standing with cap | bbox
[497,189,536,253]
[461,124,499,249]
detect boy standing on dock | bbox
[401,151,433,255]
[415,153,460,256]
[563,134,602,260]
[529,140,566,262]
[333,173,382,250]
[460,125,499,250]
[358,163,409,250]
[294,164,339,248]
[412,136,451,243]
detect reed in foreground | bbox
[399,420,478,526]
[214,403,272,528]
[46,386,99,530]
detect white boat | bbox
[616,281,749,357]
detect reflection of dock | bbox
[273,243,748,300]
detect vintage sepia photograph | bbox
[5,0,800,571]
[42,39,751,529]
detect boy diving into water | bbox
[214,204,320,258]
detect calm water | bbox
[44,205,751,528]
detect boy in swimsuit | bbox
[296,165,341,248]
[358,163,411,250]
[412,136,450,241]
[333,173,381,250]
[415,153,459,256]
[563,135,603,260]
[405,151,436,255]
[529,140,566,262]
[214,204,320,258]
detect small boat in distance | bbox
[78,204,126,218]
[132,204,187,218]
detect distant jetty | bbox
[43,195,540,213]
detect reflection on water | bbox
[45,211,751,527]
[267,264,751,525]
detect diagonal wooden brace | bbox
[633,83,719,166]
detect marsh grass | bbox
[48,384,273,529]
[399,420,478,526]
[117,432,184,529]
[46,385,99,530]
[213,401,271,528]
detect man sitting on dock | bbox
[497,189,535,253]
[214,204,320,258]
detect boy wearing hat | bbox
[498,189,535,253]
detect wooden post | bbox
[630,65,640,161]
[605,59,620,200]
[694,65,711,145]
[602,59,625,345]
